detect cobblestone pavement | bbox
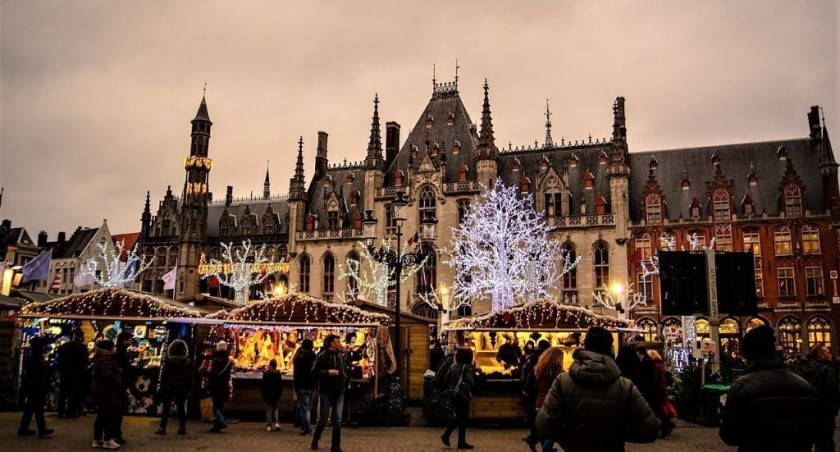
[2,412,833,451]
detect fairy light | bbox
[336,239,426,306]
[641,232,716,278]
[20,288,202,319]
[77,239,153,288]
[208,293,390,325]
[592,283,647,316]
[444,182,580,313]
[448,298,632,331]
[201,240,273,305]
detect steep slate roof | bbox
[628,138,822,222]
[207,197,291,237]
[385,85,479,184]
[49,227,99,259]
[7,228,34,246]
[306,163,367,226]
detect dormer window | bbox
[322,175,333,187]
[431,143,440,157]
[569,154,578,168]
[711,153,721,166]
[394,169,404,187]
[349,190,359,207]
[583,171,594,189]
[353,211,363,229]
[777,144,787,160]
[520,176,531,194]
[458,164,469,182]
[345,173,354,184]
[649,157,658,171]
[712,188,731,222]
[645,193,662,225]
[689,198,701,220]
[598,152,607,165]
[512,158,521,172]
[425,115,434,129]
[410,145,418,160]
[595,196,607,215]
[447,112,455,126]
[305,213,315,232]
[452,141,461,155]
[540,157,550,172]
[784,183,803,218]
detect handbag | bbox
[662,399,678,419]
[449,367,469,401]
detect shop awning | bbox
[445,298,634,331]
[19,288,205,320]
[208,293,390,327]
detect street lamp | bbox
[361,194,437,379]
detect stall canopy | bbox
[208,293,390,326]
[19,288,206,320]
[447,298,634,331]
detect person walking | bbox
[801,345,839,452]
[311,334,348,452]
[440,347,476,450]
[615,335,643,380]
[294,339,317,436]
[633,345,656,408]
[262,358,284,432]
[155,339,192,436]
[719,326,822,452]
[112,332,134,445]
[56,331,89,419]
[18,336,54,438]
[648,350,675,438]
[522,339,550,452]
[536,326,660,451]
[209,341,232,433]
[534,346,565,452]
[90,340,122,450]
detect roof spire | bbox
[821,111,837,166]
[479,79,495,148]
[295,137,305,181]
[263,161,271,199]
[367,93,382,156]
[454,60,460,89]
[289,137,306,201]
[193,92,211,123]
[544,99,554,147]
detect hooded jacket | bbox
[802,358,840,416]
[90,349,123,407]
[160,339,192,396]
[719,359,821,452]
[536,349,660,452]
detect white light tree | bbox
[445,182,580,312]
[77,239,152,288]
[592,283,647,319]
[200,240,271,305]
[640,232,717,278]
[337,239,426,306]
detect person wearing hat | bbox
[18,336,54,438]
[90,340,122,450]
[536,326,659,451]
[209,341,232,433]
[719,326,822,451]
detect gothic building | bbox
[138,76,838,352]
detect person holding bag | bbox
[440,347,476,450]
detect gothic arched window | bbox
[323,253,335,295]
[594,240,609,289]
[299,254,311,293]
[774,226,792,256]
[645,193,661,225]
[712,188,731,222]
[419,185,436,223]
[784,184,803,218]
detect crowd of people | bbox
[13,324,840,452]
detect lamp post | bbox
[361,192,437,379]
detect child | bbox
[261,359,283,431]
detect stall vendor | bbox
[496,335,522,369]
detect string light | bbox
[77,239,153,288]
[209,293,390,326]
[20,288,202,319]
[444,182,580,312]
[336,240,425,306]
[201,240,274,305]
[447,298,632,331]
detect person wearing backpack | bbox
[439,347,476,450]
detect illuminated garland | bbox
[20,288,202,319]
[447,298,633,331]
[77,239,153,288]
[208,293,390,326]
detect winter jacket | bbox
[57,340,89,375]
[651,360,669,410]
[446,362,475,401]
[161,355,192,396]
[634,354,657,408]
[536,349,660,452]
[293,349,317,391]
[521,349,544,399]
[312,350,348,395]
[802,359,840,417]
[432,354,454,392]
[261,368,284,404]
[209,351,232,402]
[615,345,639,380]
[91,350,123,408]
[535,368,560,409]
[22,354,50,397]
[719,359,822,452]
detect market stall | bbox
[442,298,633,420]
[17,288,205,414]
[204,293,392,416]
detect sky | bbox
[1,0,837,239]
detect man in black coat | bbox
[719,326,822,451]
[57,331,89,418]
[616,335,643,380]
[294,339,317,435]
[634,345,657,408]
[18,336,54,437]
[209,341,232,433]
[112,332,134,445]
[311,334,348,452]
[802,345,840,452]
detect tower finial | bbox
[365,93,383,168]
[203,82,207,97]
[433,63,436,89]
[478,79,495,148]
[455,60,460,88]
[544,99,554,147]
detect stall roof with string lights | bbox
[207,293,390,327]
[19,288,207,321]
[446,298,634,331]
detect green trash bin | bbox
[702,384,730,426]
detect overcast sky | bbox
[1,0,837,239]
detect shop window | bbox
[636,318,658,343]
[745,317,768,332]
[778,267,796,297]
[774,226,792,256]
[778,316,803,357]
[806,267,825,296]
[807,316,832,348]
[299,254,311,293]
[784,184,803,218]
[802,225,821,254]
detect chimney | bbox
[58,231,66,243]
[315,131,329,181]
[386,122,401,166]
[37,231,47,247]
[225,186,233,206]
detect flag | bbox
[22,249,52,283]
[161,266,177,291]
[123,259,139,288]
[208,275,220,289]
[74,261,96,287]
[406,231,420,248]
[48,270,61,293]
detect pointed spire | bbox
[454,60,460,89]
[263,161,271,200]
[367,93,382,157]
[479,79,495,148]
[144,191,151,214]
[193,95,211,123]
[544,99,554,147]
[820,108,838,166]
[294,137,305,181]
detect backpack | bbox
[432,356,453,391]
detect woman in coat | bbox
[533,346,565,452]
[91,340,123,450]
[440,347,476,450]
[649,350,676,438]
[156,339,192,435]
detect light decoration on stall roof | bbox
[447,298,632,331]
[200,240,272,305]
[20,288,201,319]
[640,232,717,279]
[207,292,390,326]
[336,240,426,306]
[591,283,647,317]
[444,182,580,313]
[77,239,152,288]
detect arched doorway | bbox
[719,317,741,356]
[777,316,803,357]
